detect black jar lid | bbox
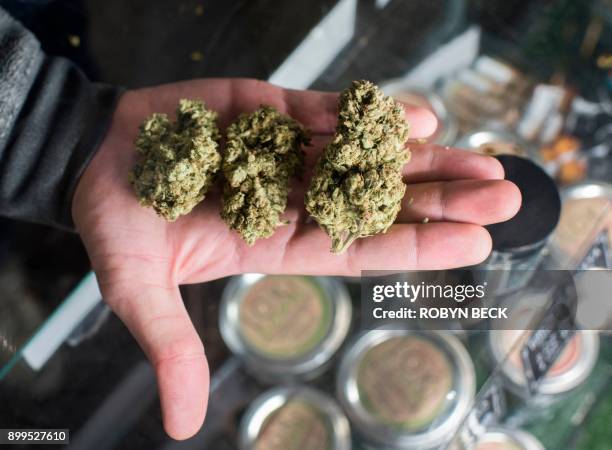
[486,155,561,252]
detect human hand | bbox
[72,78,521,439]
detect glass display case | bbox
[0,0,611,449]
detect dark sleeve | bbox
[0,7,123,231]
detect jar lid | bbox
[220,275,352,380]
[239,386,351,450]
[486,155,561,252]
[549,181,612,269]
[337,326,475,449]
[473,427,545,450]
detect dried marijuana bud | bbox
[305,80,410,253]
[129,99,221,221]
[221,106,310,245]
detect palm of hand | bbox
[72,78,520,439]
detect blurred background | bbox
[0,0,611,448]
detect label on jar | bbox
[239,276,332,359]
[356,336,453,430]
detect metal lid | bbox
[473,427,545,450]
[549,181,612,269]
[456,129,538,163]
[219,274,352,380]
[561,181,612,202]
[490,328,599,396]
[336,326,475,449]
[239,386,351,450]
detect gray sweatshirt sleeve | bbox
[0,7,122,230]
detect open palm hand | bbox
[72,78,521,439]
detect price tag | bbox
[521,328,575,394]
[578,230,610,270]
[520,277,577,394]
[461,377,506,444]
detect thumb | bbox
[101,278,209,440]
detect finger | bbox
[100,277,209,440]
[236,222,492,275]
[235,80,436,137]
[400,179,522,225]
[404,144,505,183]
[280,86,437,138]
[148,78,436,137]
[401,104,438,139]
[143,78,335,133]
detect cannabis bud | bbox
[221,106,310,245]
[305,80,410,253]
[129,99,221,221]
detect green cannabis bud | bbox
[129,99,221,221]
[221,106,310,245]
[305,80,410,253]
